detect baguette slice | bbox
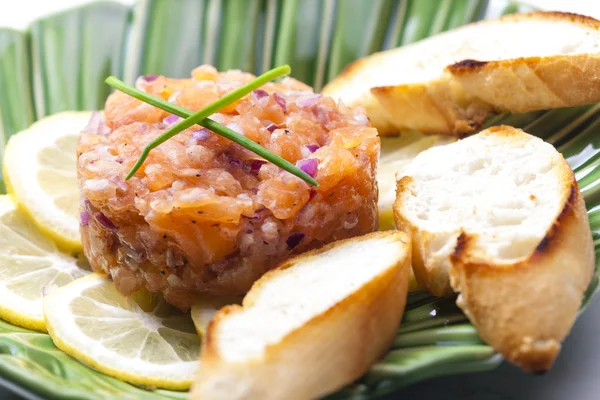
[323,12,600,136]
[393,125,594,372]
[190,231,411,400]
[378,134,457,229]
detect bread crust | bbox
[324,11,600,136]
[190,231,411,400]
[393,126,595,371]
[447,52,600,115]
[393,176,458,296]
[450,178,593,372]
[371,78,489,136]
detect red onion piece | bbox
[229,157,243,168]
[163,114,181,125]
[296,94,322,108]
[80,212,90,227]
[253,89,269,99]
[266,123,278,133]
[247,160,266,175]
[83,112,111,135]
[286,232,305,249]
[301,144,320,158]
[192,128,210,141]
[96,212,117,230]
[142,74,158,82]
[273,93,287,113]
[296,159,318,178]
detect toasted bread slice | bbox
[323,12,600,136]
[393,126,594,372]
[190,231,410,400]
[378,133,457,229]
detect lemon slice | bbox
[0,195,88,331]
[44,273,201,390]
[3,111,93,252]
[191,295,242,336]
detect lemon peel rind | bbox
[3,112,93,252]
[43,274,198,390]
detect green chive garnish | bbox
[104,65,318,186]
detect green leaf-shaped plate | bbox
[0,1,597,399]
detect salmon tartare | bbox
[77,65,380,310]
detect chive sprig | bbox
[105,65,318,186]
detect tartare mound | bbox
[77,65,380,310]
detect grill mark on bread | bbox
[450,181,578,265]
[535,233,552,254]
[448,59,488,73]
[534,182,578,256]
[414,126,580,274]
[449,234,500,274]
[452,232,467,260]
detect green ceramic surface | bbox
[0,1,598,399]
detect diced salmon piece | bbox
[77,65,379,310]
